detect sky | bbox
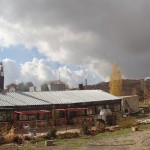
[0,0,150,87]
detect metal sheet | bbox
[0,90,120,107]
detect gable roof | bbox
[0,90,121,107]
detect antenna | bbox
[57,64,61,83]
[59,71,61,83]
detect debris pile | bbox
[0,124,16,144]
[3,126,16,143]
[137,119,150,124]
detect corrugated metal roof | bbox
[0,92,49,107]
[0,90,121,107]
[24,90,120,105]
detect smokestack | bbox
[0,62,4,91]
[85,79,87,90]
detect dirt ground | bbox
[1,130,150,150]
[79,130,150,150]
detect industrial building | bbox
[0,90,122,130]
[0,62,138,132]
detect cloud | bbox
[58,66,98,88]
[19,58,55,84]
[3,58,20,86]
[3,58,99,88]
[1,0,150,79]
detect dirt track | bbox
[79,130,150,150]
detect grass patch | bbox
[54,137,90,149]
[18,147,35,150]
[95,128,132,139]
[139,124,150,130]
[54,138,66,145]
[36,137,45,143]
[135,114,149,119]
[54,128,133,149]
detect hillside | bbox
[87,79,150,96]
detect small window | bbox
[124,108,129,114]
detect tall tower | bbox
[0,62,4,91]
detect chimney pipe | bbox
[85,79,87,90]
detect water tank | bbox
[99,109,112,122]
[100,109,112,116]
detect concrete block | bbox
[45,140,53,146]
[131,126,138,131]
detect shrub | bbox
[80,119,90,135]
[46,126,57,139]
[118,117,137,128]
[24,135,31,141]
[13,135,23,144]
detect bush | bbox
[118,117,137,128]
[46,126,57,139]
[80,119,90,135]
[24,135,31,141]
[13,135,23,144]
